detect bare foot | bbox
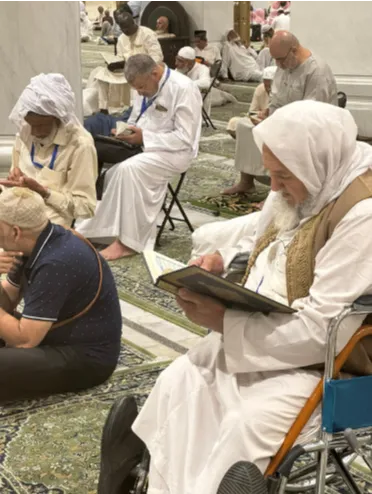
[100,240,136,261]
[222,183,256,195]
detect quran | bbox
[143,251,295,314]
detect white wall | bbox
[291,1,372,137]
[0,1,83,136]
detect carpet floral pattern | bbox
[0,350,167,494]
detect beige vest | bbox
[242,170,372,375]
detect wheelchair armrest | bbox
[352,295,372,312]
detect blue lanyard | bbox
[136,66,171,123]
[30,143,59,170]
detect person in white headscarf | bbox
[220,29,262,82]
[2,73,98,227]
[97,101,372,494]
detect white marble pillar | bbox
[291,1,372,138]
[0,1,83,169]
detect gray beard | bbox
[272,192,315,235]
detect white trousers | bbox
[77,151,192,252]
[133,333,321,494]
[235,117,266,176]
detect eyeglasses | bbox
[274,46,293,63]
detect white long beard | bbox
[272,192,316,234]
[272,193,301,234]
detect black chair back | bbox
[203,59,222,102]
[337,91,347,109]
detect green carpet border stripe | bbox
[121,337,157,359]
[118,289,207,337]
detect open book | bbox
[143,251,295,314]
[101,52,123,65]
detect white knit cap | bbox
[263,66,277,80]
[261,24,272,34]
[177,47,196,60]
[0,187,48,229]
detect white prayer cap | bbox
[177,47,196,60]
[261,24,272,34]
[253,100,372,218]
[263,66,277,80]
[0,187,48,230]
[9,73,79,132]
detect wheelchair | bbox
[263,294,372,494]
[131,296,372,494]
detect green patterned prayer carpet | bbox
[0,345,167,493]
[190,190,268,218]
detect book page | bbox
[143,251,186,283]
[101,52,123,65]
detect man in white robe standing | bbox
[225,30,338,195]
[97,101,372,494]
[94,13,163,112]
[77,54,202,260]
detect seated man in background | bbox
[194,30,221,67]
[225,30,337,195]
[98,101,372,494]
[224,66,276,197]
[2,73,97,228]
[272,8,291,31]
[155,16,175,38]
[175,47,211,90]
[220,29,262,82]
[94,13,163,112]
[93,5,104,30]
[0,187,122,403]
[77,54,202,260]
[101,9,114,38]
[257,24,275,70]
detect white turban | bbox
[261,24,272,34]
[178,47,196,60]
[9,73,79,133]
[253,100,372,235]
[263,66,277,80]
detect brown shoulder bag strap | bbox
[52,229,103,330]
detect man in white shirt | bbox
[2,74,97,228]
[77,55,202,260]
[194,30,221,67]
[94,13,163,112]
[98,101,372,494]
[272,9,291,31]
[220,29,262,82]
[225,30,337,195]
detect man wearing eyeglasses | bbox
[227,30,337,196]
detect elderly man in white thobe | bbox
[220,29,262,82]
[97,101,372,494]
[225,30,338,195]
[77,54,202,260]
[175,46,211,115]
[227,65,277,139]
[1,74,97,228]
[94,12,163,112]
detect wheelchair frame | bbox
[266,296,372,494]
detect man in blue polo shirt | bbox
[0,187,122,402]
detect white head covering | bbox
[9,73,80,133]
[0,187,48,230]
[261,24,272,34]
[253,100,372,235]
[263,66,277,80]
[178,47,196,60]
